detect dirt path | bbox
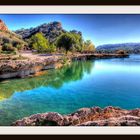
[20,51,63,61]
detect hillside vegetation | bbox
[0,19,27,54]
[15,21,95,54]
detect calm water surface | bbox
[0,55,140,125]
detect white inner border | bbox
[0,6,140,14]
[0,5,140,135]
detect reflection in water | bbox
[0,60,94,100]
[1,55,140,125]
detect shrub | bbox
[30,33,49,53]
[2,37,11,44]
[56,32,83,53]
[12,48,18,55]
[47,43,56,53]
[82,40,95,53]
[2,43,15,51]
[116,50,127,55]
[15,43,25,50]
[0,38,3,45]
[2,43,18,55]
[0,45,2,53]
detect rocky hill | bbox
[96,43,140,54]
[0,19,27,48]
[15,21,66,43]
[0,19,8,32]
[12,106,140,126]
[15,21,82,43]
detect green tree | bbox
[30,33,49,53]
[56,32,83,53]
[82,40,95,53]
[48,43,56,53]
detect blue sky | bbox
[1,14,140,47]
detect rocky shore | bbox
[12,106,140,126]
[71,53,129,61]
[0,52,129,80]
[0,52,71,79]
[0,58,63,79]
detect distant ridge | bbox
[96,43,140,53]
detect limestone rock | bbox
[0,19,8,32]
[12,106,140,126]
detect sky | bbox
[1,14,140,47]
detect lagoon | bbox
[0,55,140,125]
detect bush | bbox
[47,43,56,53]
[15,43,25,50]
[2,43,15,51]
[116,50,127,55]
[82,40,95,53]
[30,33,49,53]
[2,43,18,55]
[12,48,18,55]
[2,37,11,44]
[0,45,2,53]
[56,32,83,53]
[0,38,3,45]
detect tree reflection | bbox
[0,60,94,100]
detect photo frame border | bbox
[0,4,140,136]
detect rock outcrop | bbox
[0,19,27,48]
[12,106,140,126]
[15,21,82,43]
[15,21,66,43]
[0,19,8,32]
[0,55,64,79]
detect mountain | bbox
[96,43,140,54]
[0,19,8,32]
[15,21,82,43]
[15,21,66,43]
[0,19,27,48]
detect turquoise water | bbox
[0,55,140,125]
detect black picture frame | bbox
[0,0,140,5]
[0,0,140,138]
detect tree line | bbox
[27,32,95,54]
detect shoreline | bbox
[0,52,70,80]
[12,106,140,126]
[0,52,129,80]
[1,53,138,126]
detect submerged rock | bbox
[12,106,140,126]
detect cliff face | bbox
[15,21,82,43]
[0,19,27,47]
[0,19,8,32]
[12,106,140,126]
[15,21,66,43]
